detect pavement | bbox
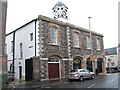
[2,78,68,90]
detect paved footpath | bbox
[2,78,68,90]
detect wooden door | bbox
[48,63,59,79]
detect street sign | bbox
[108,59,111,62]
[2,59,6,63]
[104,51,108,55]
[90,55,94,61]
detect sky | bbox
[6,0,119,49]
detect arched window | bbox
[48,23,60,45]
[50,27,58,44]
[73,30,80,47]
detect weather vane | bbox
[52,1,68,19]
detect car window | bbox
[79,70,85,72]
[85,70,89,72]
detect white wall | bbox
[105,54,118,68]
[6,20,39,80]
[14,21,37,79]
[5,33,13,72]
[36,20,39,57]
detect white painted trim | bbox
[62,58,73,60]
[48,62,60,63]
[62,58,68,60]
[69,58,73,60]
[40,58,48,60]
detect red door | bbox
[48,63,59,79]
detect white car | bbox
[68,69,95,81]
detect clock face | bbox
[54,11,59,16]
[62,10,66,16]
[53,6,68,19]
[52,2,68,19]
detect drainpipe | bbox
[13,31,15,80]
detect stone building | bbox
[6,15,105,81]
[33,15,105,81]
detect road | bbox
[4,73,120,90]
[37,73,119,89]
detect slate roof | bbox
[52,2,68,10]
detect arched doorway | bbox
[86,57,93,72]
[73,57,82,69]
[97,58,103,73]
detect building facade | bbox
[6,19,39,80]
[6,15,105,81]
[104,46,120,72]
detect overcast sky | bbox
[6,0,119,49]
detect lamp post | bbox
[88,17,95,73]
[0,0,7,89]
[88,17,92,55]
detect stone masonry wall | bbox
[38,15,104,79]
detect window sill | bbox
[86,48,91,50]
[48,43,60,46]
[29,46,34,48]
[19,57,23,60]
[74,46,81,49]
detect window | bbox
[85,70,89,73]
[11,41,13,53]
[97,39,100,50]
[20,43,23,58]
[74,32,79,47]
[87,36,91,49]
[30,33,33,41]
[48,23,60,45]
[111,62,115,66]
[79,70,85,72]
[50,27,58,44]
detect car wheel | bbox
[12,78,14,81]
[91,74,94,79]
[80,76,84,82]
[69,79,72,82]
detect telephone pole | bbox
[0,0,7,89]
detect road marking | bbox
[9,84,15,88]
[88,84,95,88]
[64,82,69,84]
[41,86,51,88]
[72,82,77,83]
[44,87,51,88]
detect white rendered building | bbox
[6,19,39,80]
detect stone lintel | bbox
[39,58,48,60]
